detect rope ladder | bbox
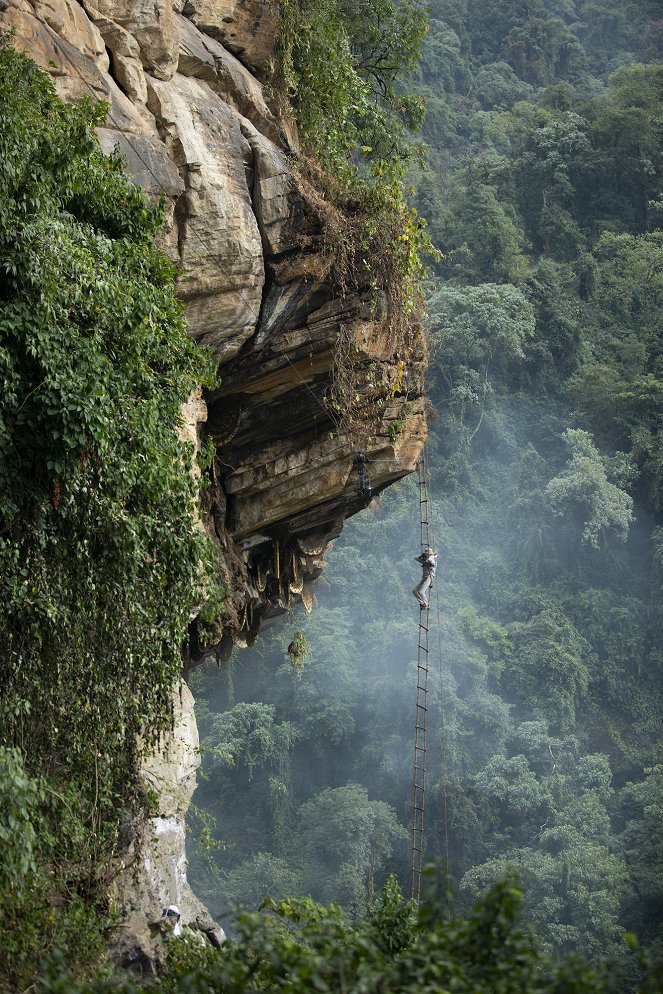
[411,453,431,904]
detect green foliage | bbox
[220,852,301,911]
[437,176,530,283]
[276,0,437,342]
[204,702,298,780]
[0,39,213,987]
[35,871,663,993]
[294,784,407,911]
[572,231,663,506]
[287,629,312,671]
[429,281,536,444]
[0,747,42,893]
[461,725,628,958]
[196,580,227,648]
[616,766,663,949]
[278,0,427,178]
[545,429,634,547]
[581,64,663,231]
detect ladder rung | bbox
[413,458,438,905]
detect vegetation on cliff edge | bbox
[276,0,438,387]
[0,38,214,989]
[35,867,663,993]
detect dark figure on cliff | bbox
[413,548,437,609]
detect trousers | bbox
[412,574,432,606]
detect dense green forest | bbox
[187,0,663,980]
[2,0,663,988]
[36,869,663,994]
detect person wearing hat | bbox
[162,905,183,937]
[412,548,438,609]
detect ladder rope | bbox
[411,447,452,911]
[411,452,431,904]
[434,578,452,921]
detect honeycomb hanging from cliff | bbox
[297,534,326,556]
[289,552,304,594]
[301,580,314,614]
[207,400,242,446]
[255,565,266,593]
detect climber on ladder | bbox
[412,547,438,610]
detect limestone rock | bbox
[177,13,281,145]
[88,10,140,57]
[97,128,184,198]
[194,913,226,949]
[239,117,296,256]
[83,12,147,106]
[142,682,199,820]
[31,0,108,68]
[182,0,278,75]
[1,2,154,135]
[115,52,147,101]
[147,73,265,359]
[111,682,226,974]
[80,0,179,80]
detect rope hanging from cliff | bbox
[411,451,431,904]
[433,571,452,921]
[410,447,450,907]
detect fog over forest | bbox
[188,0,663,976]
[3,0,662,986]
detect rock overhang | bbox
[0,0,427,651]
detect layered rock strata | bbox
[1,0,426,654]
[2,0,426,968]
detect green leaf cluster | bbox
[276,0,438,334]
[278,0,427,178]
[35,869,663,993]
[0,38,215,988]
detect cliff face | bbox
[1,0,426,966]
[1,0,426,652]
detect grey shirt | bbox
[416,553,437,578]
